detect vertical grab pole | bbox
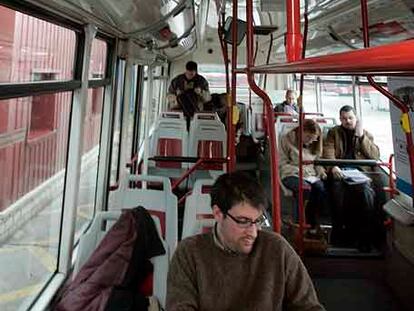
[297,78,305,254]
[360,0,414,203]
[218,12,231,95]
[227,1,238,172]
[245,0,281,232]
[297,0,309,255]
[285,0,303,62]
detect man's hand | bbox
[331,166,343,179]
[318,171,328,180]
[194,87,202,95]
[355,119,364,137]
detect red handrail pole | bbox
[171,158,227,190]
[172,159,204,190]
[250,39,414,75]
[245,0,281,232]
[227,0,237,172]
[285,0,303,62]
[360,0,414,203]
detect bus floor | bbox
[304,256,407,311]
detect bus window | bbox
[74,86,105,241]
[138,66,161,151]
[198,64,252,103]
[89,39,107,79]
[318,76,354,117]
[294,75,318,112]
[0,93,72,310]
[0,6,76,83]
[109,59,126,185]
[358,82,393,161]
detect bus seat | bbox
[251,101,265,140]
[182,179,215,239]
[317,120,337,139]
[148,111,188,179]
[188,113,227,179]
[74,211,168,307]
[110,174,178,255]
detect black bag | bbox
[236,135,261,162]
[345,182,380,250]
[177,90,199,119]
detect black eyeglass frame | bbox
[225,211,265,229]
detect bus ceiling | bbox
[12,0,206,60]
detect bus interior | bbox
[1,0,414,310]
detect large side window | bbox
[198,63,250,103]
[358,77,392,161]
[0,94,73,310]
[0,6,75,83]
[109,59,126,186]
[318,76,354,117]
[28,94,56,139]
[308,75,392,161]
[0,5,76,310]
[74,39,108,240]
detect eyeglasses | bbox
[225,212,266,229]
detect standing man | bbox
[274,89,299,115]
[323,105,386,251]
[167,61,211,115]
[166,171,324,311]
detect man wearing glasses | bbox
[166,171,324,310]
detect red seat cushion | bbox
[157,138,182,168]
[197,141,223,170]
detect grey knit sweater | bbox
[166,230,324,311]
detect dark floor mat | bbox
[313,278,404,311]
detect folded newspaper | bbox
[342,169,371,185]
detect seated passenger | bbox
[204,93,243,137]
[279,119,328,235]
[323,105,386,251]
[166,61,211,112]
[205,93,227,123]
[274,89,299,116]
[166,171,324,311]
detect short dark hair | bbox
[210,171,266,214]
[186,61,198,72]
[339,105,356,115]
[286,89,296,96]
[295,119,322,156]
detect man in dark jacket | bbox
[167,61,211,113]
[323,105,386,251]
[274,90,299,115]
